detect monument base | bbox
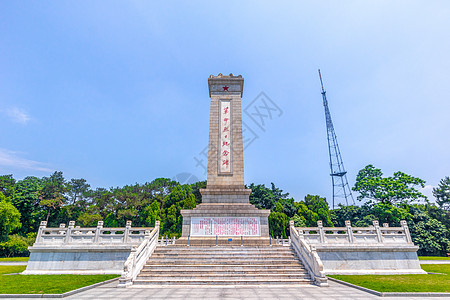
[180,203,270,238]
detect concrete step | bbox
[142,264,305,270]
[137,272,310,277]
[135,245,313,286]
[139,269,307,275]
[145,260,302,265]
[133,278,313,285]
[150,254,296,259]
[153,251,290,254]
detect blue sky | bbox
[1,1,449,206]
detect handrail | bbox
[34,220,152,245]
[295,220,413,245]
[289,221,328,287]
[118,221,160,287]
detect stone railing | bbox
[118,221,160,287]
[295,220,413,245]
[289,221,328,286]
[35,220,152,246]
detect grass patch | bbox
[329,264,450,293]
[0,265,26,275]
[0,266,118,294]
[419,256,450,260]
[0,257,29,262]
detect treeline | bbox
[0,165,449,257]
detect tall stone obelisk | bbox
[181,74,270,240]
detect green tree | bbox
[161,184,196,237]
[0,175,16,198]
[294,195,333,227]
[352,165,426,205]
[410,218,450,256]
[433,176,450,211]
[268,212,288,238]
[11,176,45,235]
[39,171,68,223]
[249,183,290,211]
[0,192,22,241]
[66,178,91,205]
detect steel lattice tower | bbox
[318,69,354,208]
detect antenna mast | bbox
[318,69,354,208]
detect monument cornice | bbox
[208,73,244,97]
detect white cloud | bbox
[1,107,31,124]
[0,148,53,172]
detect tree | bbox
[0,192,22,241]
[352,165,426,205]
[0,175,16,198]
[433,176,450,210]
[294,195,333,227]
[11,176,45,235]
[269,212,288,238]
[249,183,290,211]
[66,178,91,205]
[410,218,450,256]
[39,171,67,223]
[161,184,196,237]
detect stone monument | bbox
[181,74,270,242]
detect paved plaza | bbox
[4,280,449,300]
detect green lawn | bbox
[0,257,29,262]
[419,256,450,260]
[0,266,118,294]
[0,265,26,275]
[329,264,450,293]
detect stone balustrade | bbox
[296,220,413,245]
[35,220,152,245]
[290,220,425,275]
[24,220,155,275]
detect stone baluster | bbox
[36,221,47,244]
[345,220,354,243]
[94,221,103,243]
[400,220,412,243]
[373,220,383,243]
[124,220,132,243]
[317,221,325,243]
[64,221,75,244]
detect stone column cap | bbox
[208,73,244,97]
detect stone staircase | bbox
[134,245,313,285]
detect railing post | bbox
[36,221,47,244]
[64,221,75,244]
[373,220,383,243]
[124,220,132,243]
[241,235,243,247]
[269,235,272,246]
[317,220,325,243]
[288,236,291,246]
[216,235,218,247]
[400,220,412,243]
[94,221,103,243]
[345,220,354,243]
[187,234,190,247]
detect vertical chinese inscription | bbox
[219,100,232,174]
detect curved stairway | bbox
[134,245,313,285]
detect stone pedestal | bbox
[181,74,270,238]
